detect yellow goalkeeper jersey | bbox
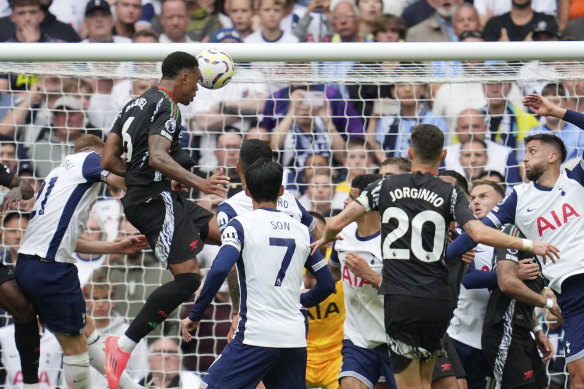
[306,250,345,389]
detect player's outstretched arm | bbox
[310,201,365,255]
[523,94,567,118]
[148,134,229,196]
[462,220,560,264]
[1,175,34,213]
[75,235,149,254]
[183,245,240,343]
[301,261,335,308]
[102,132,127,176]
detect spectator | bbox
[113,0,142,38]
[480,77,539,153]
[293,0,333,42]
[284,153,329,196]
[132,28,159,42]
[244,0,299,93]
[405,0,464,42]
[560,13,584,40]
[0,76,64,150]
[270,87,344,172]
[559,0,584,30]
[475,0,557,26]
[185,0,222,42]
[452,3,481,38]
[3,0,62,43]
[190,74,266,174]
[244,125,271,142]
[379,156,411,176]
[443,108,522,186]
[28,96,100,178]
[225,0,255,40]
[0,0,80,42]
[332,137,374,210]
[330,0,364,43]
[0,211,29,266]
[368,69,447,163]
[356,0,383,39]
[83,280,149,386]
[0,322,64,388]
[262,83,364,139]
[47,0,90,32]
[140,338,202,388]
[74,215,108,286]
[159,0,195,43]
[458,139,489,183]
[372,13,407,42]
[482,0,558,41]
[400,0,434,28]
[516,21,562,97]
[82,0,132,43]
[214,131,242,183]
[301,170,334,217]
[0,140,18,172]
[211,27,243,42]
[523,83,584,161]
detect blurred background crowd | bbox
[0,0,579,387]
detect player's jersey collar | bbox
[259,207,280,212]
[158,87,176,102]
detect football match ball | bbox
[196,48,235,90]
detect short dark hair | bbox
[524,133,567,163]
[10,0,41,9]
[351,173,381,194]
[471,179,506,199]
[381,157,411,173]
[541,83,566,98]
[2,211,29,227]
[438,170,469,195]
[372,14,407,40]
[245,159,283,203]
[410,124,444,163]
[461,138,488,153]
[239,139,272,173]
[478,170,505,183]
[132,28,159,42]
[161,51,198,80]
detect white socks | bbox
[118,335,138,354]
[87,329,143,389]
[63,352,90,389]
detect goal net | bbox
[0,42,578,388]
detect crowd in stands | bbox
[0,0,580,387]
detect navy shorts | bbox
[450,337,490,388]
[202,337,307,389]
[556,273,584,363]
[339,339,397,389]
[123,191,213,268]
[15,254,86,336]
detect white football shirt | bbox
[329,222,385,349]
[487,160,584,293]
[447,244,493,350]
[19,152,107,263]
[223,209,326,347]
[217,189,315,233]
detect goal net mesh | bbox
[0,58,576,388]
